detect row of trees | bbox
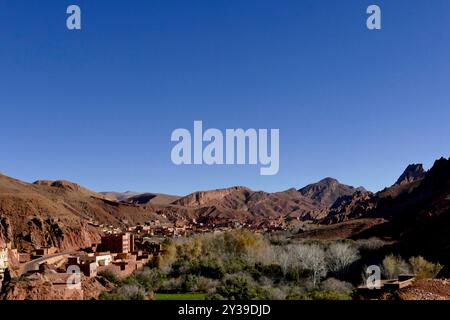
[382,255,443,280]
[156,230,361,289]
[99,230,444,300]
[274,243,360,286]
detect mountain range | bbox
[1,157,449,265]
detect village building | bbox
[67,252,113,277]
[33,247,58,258]
[80,262,97,278]
[98,233,135,254]
[80,253,112,267]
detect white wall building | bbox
[80,253,112,267]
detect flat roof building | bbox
[98,233,134,254]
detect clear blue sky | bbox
[1,0,449,195]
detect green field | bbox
[155,293,207,300]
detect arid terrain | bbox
[0,157,449,300]
[1,158,450,261]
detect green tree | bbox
[215,276,268,300]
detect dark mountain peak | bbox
[430,157,450,172]
[298,177,363,208]
[395,163,426,186]
[419,157,450,189]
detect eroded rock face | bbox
[0,215,100,253]
[25,218,99,251]
[0,173,166,252]
[320,191,377,224]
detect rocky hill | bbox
[2,157,448,262]
[319,163,429,224]
[320,190,376,224]
[164,177,370,226]
[298,178,366,208]
[172,186,251,208]
[0,174,166,252]
[352,157,450,266]
[161,186,324,225]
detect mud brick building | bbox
[98,233,135,254]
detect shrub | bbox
[196,276,220,293]
[121,276,140,288]
[408,256,443,280]
[159,277,182,293]
[355,238,386,251]
[308,290,352,300]
[124,268,165,292]
[181,275,199,293]
[320,278,354,296]
[170,258,195,277]
[382,255,411,279]
[214,275,269,300]
[293,244,327,287]
[171,257,224,279]
[197,259,225,279]
[285,291,310,300]
[117,284,147,300]
[326,243,360,276]
[274,248,291,276]
[222,230,266,257]
[266,287,287,300]
[99,292,127,300]
[285,269,303,283]
[254,263,284,282]
[223,257,250,274]
[286,289,352,300]
[98,270,120,285]
[157,239,177,273]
